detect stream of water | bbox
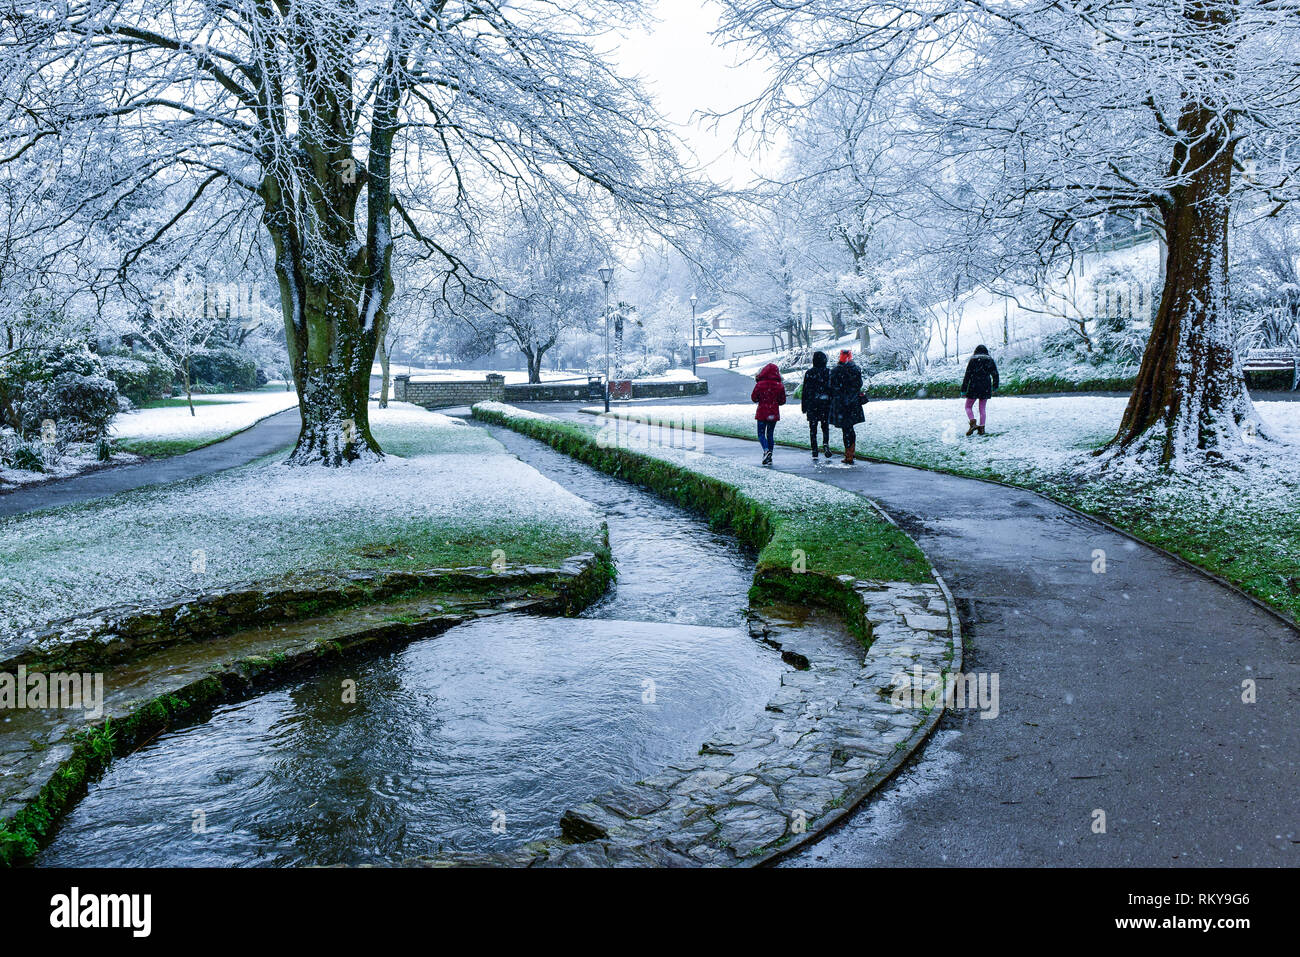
[37,422,784,866]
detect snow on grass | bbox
[400,367,700,384]
[404,368,586,384]
[0,403,602,643]
[602,397,1300,620]
[601,397,1119,474]
[474,402,931,584]
[112,389,300,453]
[0,443,141,488]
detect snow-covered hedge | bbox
[102,351,174,405]
[866,356,1139,399]
[18,372,119,442]
[618,354,671,379]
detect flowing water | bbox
[38,422,784,866]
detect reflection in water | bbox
[40,619,782,866]
[39,423,782,866]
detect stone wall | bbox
[394,374,505,409]
[396,374,707,407]
[629,379,709,399]
[504,381,599,403]
[503,379,709,402]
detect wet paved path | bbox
[0,406,301,517]
[543,387,1299,866]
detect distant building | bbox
[695,305,784,359]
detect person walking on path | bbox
[829,349,866,465]
[961,344,1000,436]
[800,351,833,462]
[751,362,787,466]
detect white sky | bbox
[610,0,785,188]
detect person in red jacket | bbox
[751,362,787,466]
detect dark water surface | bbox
[39,422,782,865]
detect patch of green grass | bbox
[116,435,240,458]
[343,524,593,571]
[135,397,236,410]
[762,502,928,585]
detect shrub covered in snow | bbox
[612,354,673,379]
[0,430,45,473]
[0,341,113,435]
[188,347,260,392]
[18,372,120,442]
[102,351,174,405]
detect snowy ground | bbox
[111,389,300,451]
[400,367,701,384]
[598,396,1300,618]
[0,443,142,489]
[399,368,584,384]
[0,403,603,641]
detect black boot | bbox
[976,425,986,436]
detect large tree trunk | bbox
[263,182,386,467]
[524,346,544,384]
[256,30,398,467]
[377,333,391,409]
[289,275,384,465]
[1105,96,1261,468]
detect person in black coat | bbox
[800,351,833,461]
[960,344,999,436]
[828,349,866,464]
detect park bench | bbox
[1242,347,1300,390]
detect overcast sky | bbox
[611,0,784,188]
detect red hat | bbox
[839,349,852,362]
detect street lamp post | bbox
[689,293,698,376]
[598,265,614,412]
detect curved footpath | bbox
[0,406,302,518]
[551,391,1299,867]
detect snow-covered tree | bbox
[3,0,709,465]
[720,0,1300,468]
[459,211,604,383]
[139,272,223,415]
